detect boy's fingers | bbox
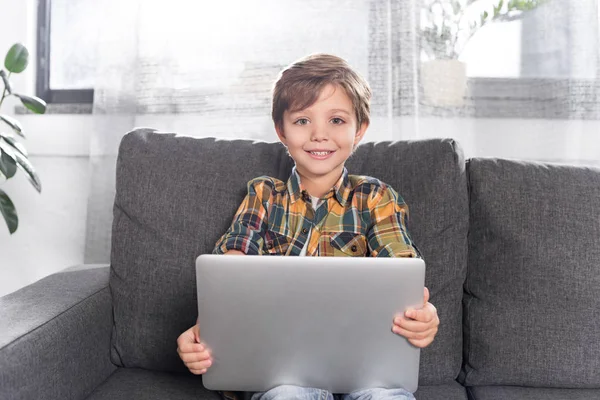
[189,368,208,375]
[424,287,430,304]
[395,308,438,329]
[194,326,201,343]
[394,317,432,332]
[404,303,437,322]
[402,308,432,324]
[179,350,211,363]
[392,324,437,341]
[414,306,435,322]
[408,336,435,348]
[187,358,213,371]
[178,342,206,354]
[177,327,201,346]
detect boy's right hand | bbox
[177,323,213,375]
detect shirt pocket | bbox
[329,232,368,257]
[264,230,293,255]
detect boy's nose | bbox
[310,124,329,141]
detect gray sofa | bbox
[1,128,599,400]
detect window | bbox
[36,0,94,104]
[39,0,600,119]
[414,0,600,119]
[38,0,375,109]
[460,1,599,79]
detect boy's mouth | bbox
[306,150,335,159]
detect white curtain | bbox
[85,0,600,263]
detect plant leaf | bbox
[4,43,29,74]
[493,5,500,17]
[0,133,28,156]
[0,70,12,94]
[0,139,40,192]
[0,114,25,138]
[16,152,41,192]
[0,148,17,178]
[0,188,18,234]
[13,94,47,114]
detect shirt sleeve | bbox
[212,178,271,255]
[366,184,422,258]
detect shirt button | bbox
[302,228,308,234]
[351,245,358,252]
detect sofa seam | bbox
[0,285,111,351]
[81,362,119,398]
[463,158,475,385]
[108,266,125,367]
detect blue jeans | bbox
[250,385,415,400]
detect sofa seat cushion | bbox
[414,382,467,400]
[468,386,600,400]
[463,159,600,387]
[85,368,466,400]
[85,368,220,400]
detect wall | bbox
[0,0,91,297]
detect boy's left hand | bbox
[392,287,439,348]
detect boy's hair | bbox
[272,54,372,133]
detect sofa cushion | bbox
[462,159,600,387]
[110,129,293,373]
[345,140,469,385]
[84,368,466,400]
[468,386,600,400]
[85,368,219,400]
[110,129,469,386]
[414,382,467,400]
[0,266,116,400]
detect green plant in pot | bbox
[419,0,548,106]
[0,43,47,234]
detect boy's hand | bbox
[176,323,213,375]
[392,287,439,348]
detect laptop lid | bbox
[196,254,425,394]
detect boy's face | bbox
[275,84,368,184]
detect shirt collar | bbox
[287,166,351,207]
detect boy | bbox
[177,54,440,400]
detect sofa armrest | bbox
[0,265,117,400]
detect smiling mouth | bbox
[307,150,334,156]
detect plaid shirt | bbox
[213,167,421,258]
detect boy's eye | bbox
[294,118,309,126]
[331,117,345,125]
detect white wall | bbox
[0,0,91,297]
[1,0,599,297]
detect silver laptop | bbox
[195,254,425,394]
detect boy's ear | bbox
[275,123,287,145]
[354,121,369,146]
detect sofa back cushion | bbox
[345,140,469,385]
[110,128,469,386]
[462,158,600,387]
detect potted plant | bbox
[419,0,547,106]
[0,43,47,234]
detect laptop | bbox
[195,254,425,394]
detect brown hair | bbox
[272,53,372,133]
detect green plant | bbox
[0,43,47,234]
[421,0,548,60]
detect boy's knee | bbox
[345,388,414,400]
[252,385,333,400]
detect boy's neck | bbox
[296,166,344,199]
